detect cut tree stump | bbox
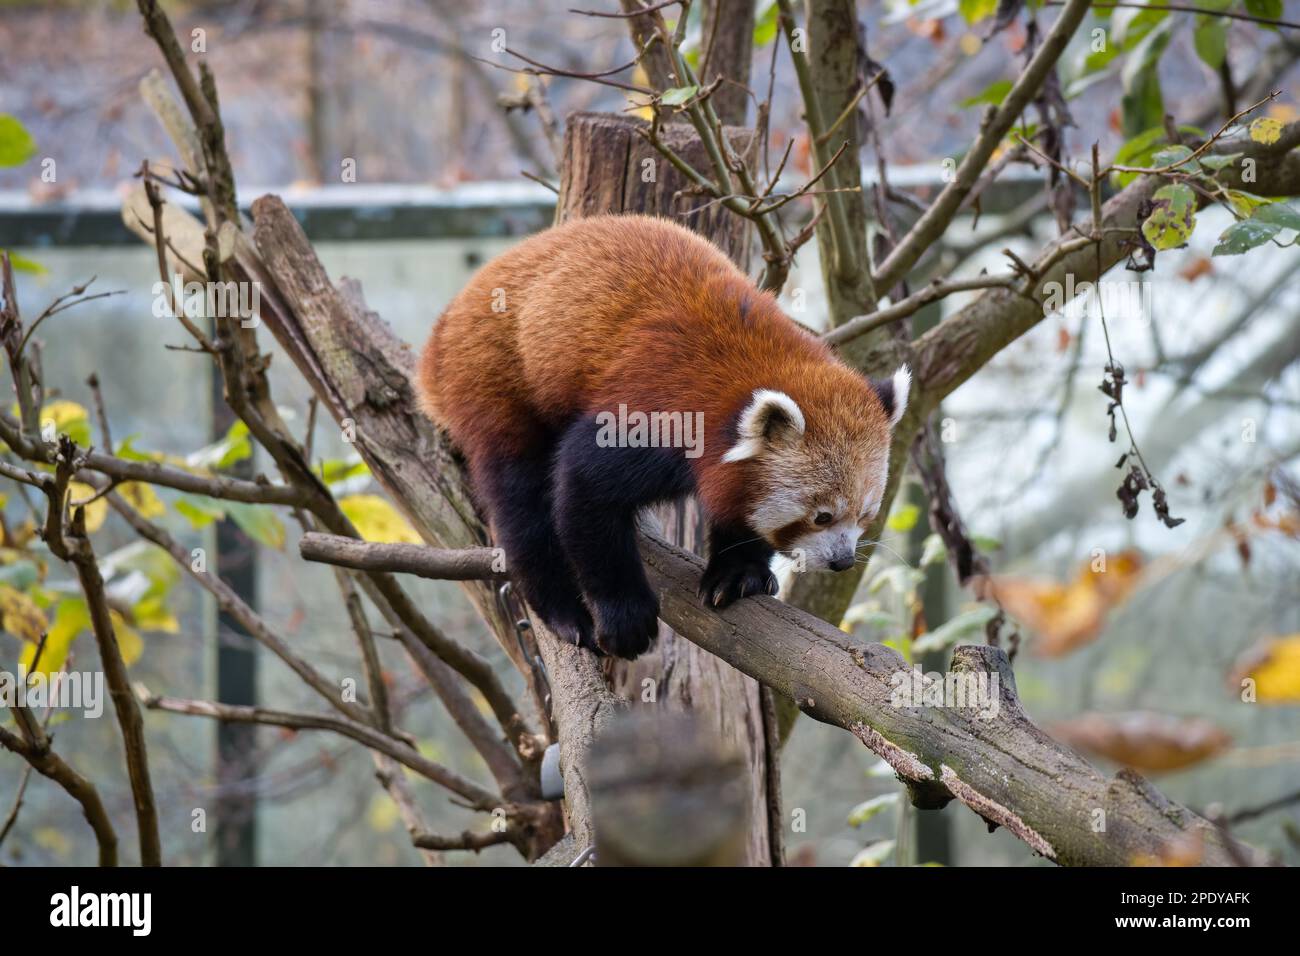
[552,111,781,867]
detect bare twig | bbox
[299,532,507,581]
[64,502,161,865]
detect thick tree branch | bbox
[914,143,1300,407]
[296,527,1265,864]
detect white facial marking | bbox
[749,484,805,536]
[788,517,863,570]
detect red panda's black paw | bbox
[546,610,602,656]
[529,597,601,654]
[698,561,779,609]
[591,594,660,660]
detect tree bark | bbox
[700,0,755,127]
[554,111,778,866]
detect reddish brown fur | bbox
[418,215,890,524]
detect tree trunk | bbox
[700,0,755,127]
[554,111,780,866]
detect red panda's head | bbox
[722,365,910,572]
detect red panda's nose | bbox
[828,557,854,572]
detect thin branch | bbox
[824,274,1019,347]
[412,827,513,852]
[1107,91,1280,174]
[0,724,119,866]
[872,0,1093,294]
[299,531,506,580]
[0,413,305,506]
[1048,1,1300,30]
[65,504,162,866]
[105,491,374,725]
[142,693,504,811]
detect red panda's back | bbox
[418,216,746,452]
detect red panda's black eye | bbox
[814,512,833,526]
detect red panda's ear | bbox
[723,389,806,463]
[871,365,911,429]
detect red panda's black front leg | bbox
[699,522,779,608]
[552,416,693,659]
[468,451,598,653]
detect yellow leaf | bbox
[628,65,654,121]
[0,583,47,643]
[66,481,107,533]
[110,610,144,667]
[133,595,179,634]
[367,793,400,833]
[1050,711,1230,773]
[978,550,1143,657]
[1230,635,1300,703]
[1249,117,1283,146]
[34,826,73,858]
[118,482,166,518]
[39,400,92,447]
[21,597,88,677]
[339,494,421,544]
[41,400,88,428]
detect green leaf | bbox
[173,494,226,530]
[919,533,947,568]
[1252,202,1300,231]
[659,86,699,107]
[971,534,1002,553]
[225,501,286,550]
[0,115,36,167]
[1112,5,1170,49]
[847,793,900,827]
[958,0,999,24]
[913,606,999,655]
[1244,0,1283,28]
[1199,152,1242,171]
[886,503,920,533]
[187,420,251,470]
[3,250,45,275]
[850,840,897,867]
[318,456,371,492]
[1212,219,1281,256]
[869,565,926,597]
[1193,18,1227,71]
[1142,183,1198,250]
[1119,19,1173,139]
[752,0,779,46]
[1223,190,1272,218]
[959,79,1013,110]
[1150,144,1199,172]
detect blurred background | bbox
[0,0,1297,866]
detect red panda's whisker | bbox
[715,534,771,556]
[854,539,916,567]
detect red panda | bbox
[418,215,908,659]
